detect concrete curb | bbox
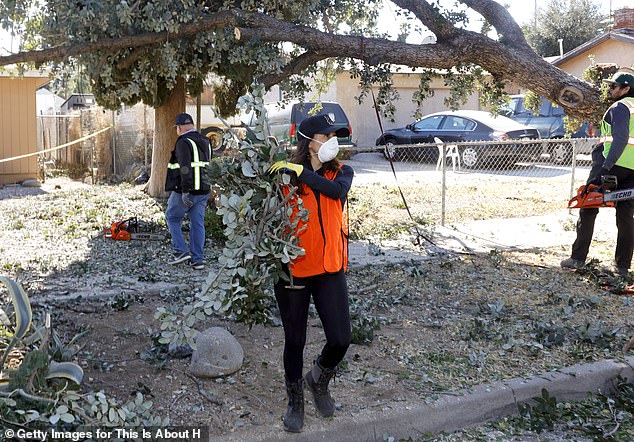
[210,357,634,442]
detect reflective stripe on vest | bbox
[286,167,348,278]
[602,97,634,169]
[602,135,634,144]
[186,139,205,190]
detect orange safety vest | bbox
[286,167,349,278]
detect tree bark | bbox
[145,77,185,198]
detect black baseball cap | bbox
[603,72,634,87]
[297,114,350,141]
[175,112,194,126]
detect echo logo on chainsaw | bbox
[613,190,633,199]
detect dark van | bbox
[244,101,353,147]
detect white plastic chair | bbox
[435,137,461,171]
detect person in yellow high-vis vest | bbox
[165,113,212,270]
[562,71,634,276]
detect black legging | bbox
[572,164,634,269]
[274,269,351,382]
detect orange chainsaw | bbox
[104,217,164,241]
[568,175,634,209]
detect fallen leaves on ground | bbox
[1,177,632,440]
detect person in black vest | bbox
[165,112,211,270]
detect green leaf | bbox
[47,361,84,384]
[242,160,256,177]
[60,413,75,423]
[0,397,16,407]
[22,326,47,345]
[0,276,32,339]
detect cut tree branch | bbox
[237,12,599,118]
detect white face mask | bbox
[316,136,340,162]
[297,130,340,163]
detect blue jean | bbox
[166,191,210,263]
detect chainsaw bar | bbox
[129,233,165,241]
[603,188,634,203]
[568,186,634,209]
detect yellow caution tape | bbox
[0,126,112,164]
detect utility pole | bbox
[534,0,537,29]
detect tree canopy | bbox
[522,0,607,57]
[1,0,606,118]
[1,0,617,196]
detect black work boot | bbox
[304,357,337,417]
[282,378,304,433]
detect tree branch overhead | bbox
[0,3,602,119]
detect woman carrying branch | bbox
[269,114,353,433]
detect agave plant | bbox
[0,276,83,391]
[0,277,165,430]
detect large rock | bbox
[189,327,244,378]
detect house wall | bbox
[0,76,48,185]
[556,39,634,78]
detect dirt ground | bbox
[2,177,634,439]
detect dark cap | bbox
[175,112,194,126]
[603,72,634,87]
[297,114,350,141]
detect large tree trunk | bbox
[145,77,186,198]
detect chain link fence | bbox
[36,104,153,181]
[343,138,600,227]
[33,108,600,229]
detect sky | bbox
[379,0,632,42]
[1,0,631,54]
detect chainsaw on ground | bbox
[568,175,634,209]
[104,217,164,241]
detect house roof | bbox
[553,28,634,66]
[0,65,49,78]
[60,93,95,109]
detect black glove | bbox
[587,167,610,186]
[182,192,193,208]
